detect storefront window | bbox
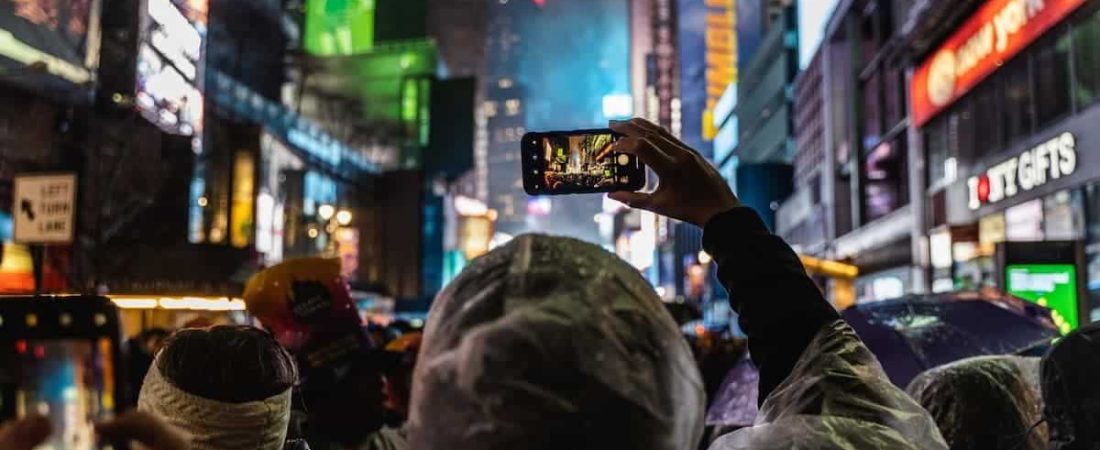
[1006,199,1045,242]
[1072,7,1100,109]
[1033,28,1073,129]
[1002,58,1033,146]
[1044,189,1085,241]
[1084,183,1100,311]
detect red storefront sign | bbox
[911,0,1088,127]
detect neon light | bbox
[0,30,93,84]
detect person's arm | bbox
[702,208,839,400]
[608,118,838,402]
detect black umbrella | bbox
[841,291,1060,388]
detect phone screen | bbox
[0,338,116,450]
[524,130,645,195]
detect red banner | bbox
[911,0,1088,127]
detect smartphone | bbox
[0,296,124,450]
[522,129,646,195]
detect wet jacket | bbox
[907,356,1045,450]
[407,234,705,450]
[703,208,947,449]
[1043,321,1100,450]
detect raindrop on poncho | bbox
[407,235,705,450]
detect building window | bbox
[925,117,949,188]
[505,99,521,116]
[498,78,514,89]
[971,83,1003,160]
[1033,28,1072,128]
[1001,57,1033,146]
[864,137,908,222]
[861,73,882,150]
[484,101,498,118]
[1073,7,1100,109]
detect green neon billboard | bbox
[304,0,375,56]
[1006,264,1080,335]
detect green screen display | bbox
[1006,264,1080,335]
[304,0,375,56]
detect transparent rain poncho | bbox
[1042,322,1100,450]
[708,321,949,450]
[907,356,1045,450]
[407,235,705,450]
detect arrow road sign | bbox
[13,174,77,244]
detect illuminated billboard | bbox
[911,0,1087,127]
[304,0,375,56]
[1006,264,1080,334]
[0,0,96,83]
[135,0,206,135]
[702,0,735,141]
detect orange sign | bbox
[911,0,1087,127]
[703,0,737,140]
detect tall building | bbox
[817,0,918,304]
[482,0,530,237]
[777,50,827,254]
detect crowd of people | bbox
[2,118,1100,450]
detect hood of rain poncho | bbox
[407,234,705,450]
[708,321,948,450]
[907,356,1045,450]
[1043,321,1100,450]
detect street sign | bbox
[13,173,77,244]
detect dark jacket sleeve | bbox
[702,207,840,403]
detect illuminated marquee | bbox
[702,0,737,140]
[911,0,1087,127]
[967,132,1078,210]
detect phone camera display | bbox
[538,134,632,193]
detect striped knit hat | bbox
[138,356,292,450]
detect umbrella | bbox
[705,356,760,428]
[841,291,1060,388]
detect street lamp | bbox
[336,209,353,226]
[318,204,336,221]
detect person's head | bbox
[139,325,298,450]
[408,234,705,450]
[906,356,1045,450]
[138,328,170,355]
[1042,322,1100,450]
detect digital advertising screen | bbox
[135,0,206,135]
[1006,264,1080,334]
[0,0,96,83]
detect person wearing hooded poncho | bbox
[406,118,948,450]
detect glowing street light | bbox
[336,210,353,226]
[318,204,336,221]
[698,250,713,265]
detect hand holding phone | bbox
[522,129,647,195]
[606,119,741,227]
[0,296,124,450]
